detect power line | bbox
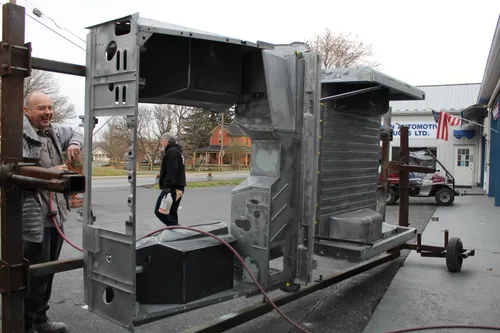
[30,4,87,44]
[25,12,86,51]
[47,16,87,44]
[92,117,115,137]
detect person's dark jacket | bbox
[159,143,186,190]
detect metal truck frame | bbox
[0,4,475,333]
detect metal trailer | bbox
[0,3,475,333]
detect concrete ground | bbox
[363,195,500,333]
[38,183,440,333]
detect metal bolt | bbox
[2,43,8,48]
[1,64,8,69]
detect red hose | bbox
[138,225,311,333]
[48,198,310,332]
[383,325,500,332]
[49,192,83,252]
[50,192,500,333]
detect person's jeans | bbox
[24,226,64,331]
[154,188,183,226]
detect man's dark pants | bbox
[24,226,64,330]
[154,187,182,226]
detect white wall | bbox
[389,114,481,186]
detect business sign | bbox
[390,122,438,139]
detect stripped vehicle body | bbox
[80,14,424,331]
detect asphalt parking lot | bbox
[41,186,439,333]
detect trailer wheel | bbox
[387,187,398,205]
[446,237,463,272]
[435,187,455,206]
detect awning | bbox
[453,129,475,140]
[460,104,488,124]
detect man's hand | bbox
[66,144,81,160]
[53,164,68,171]
[175,189,183,201]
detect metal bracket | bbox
[380,128,393,141]
[0,41,32,77]
[0,258,30,296]
[320,85,382,102]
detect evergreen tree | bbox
[182,107,234,161]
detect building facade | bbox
[389,83,482,187]
[194,123,251,166]
[476,14,500,206]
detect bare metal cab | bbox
[81,13,424,331]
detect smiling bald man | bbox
[22,91,83,333]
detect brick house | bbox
[194,123,251,166]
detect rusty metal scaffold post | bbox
[0,2,87,331]
[398,126,410,227]
[0,3,29,332]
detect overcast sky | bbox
[1,0,499,124]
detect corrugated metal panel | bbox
[316,110,380,234]
[389,83,481,112]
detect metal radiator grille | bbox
[316,109,381,234]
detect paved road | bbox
[45,188,440,333]
[91,171,250,189]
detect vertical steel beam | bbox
[398,126,410,227]
[378,108,392,221]
[1,3,26,332]
[379,137,390,220]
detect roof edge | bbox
[415,82,481,88]
[478,14,500,104]
[392,109,463,116]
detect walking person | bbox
[155,132,186,226]
[22,92,83,333]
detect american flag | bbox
[432,110,461,141]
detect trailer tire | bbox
[387,187,398,205]
[446,237,463,273]
[435,187,455,206]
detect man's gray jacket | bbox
[22,115,84,243]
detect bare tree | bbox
[308,28,379,69]
[24,69,77,122]
[100,104,174,169]
[152,105,174,140]
[167,105,191,142]
[100,117,129,162]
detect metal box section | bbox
[314,68,425,262]
[229,42,321,289]
[135,222,235,305]
[82,13,321,331]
